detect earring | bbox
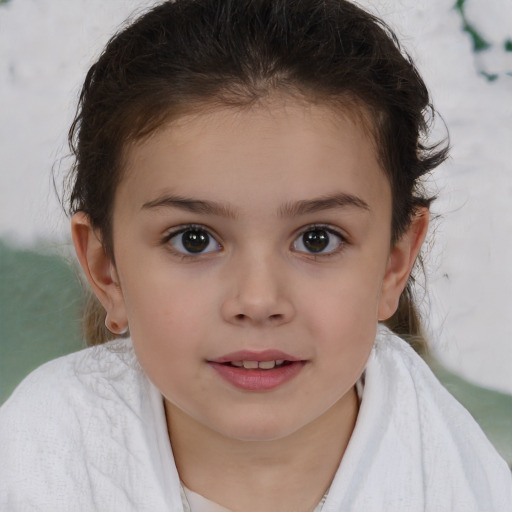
[105,315,128,335]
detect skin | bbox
[73,97,428,512]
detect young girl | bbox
[1,0,511,510]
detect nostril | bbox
[233,312,285,322]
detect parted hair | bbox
[67,0,449,346]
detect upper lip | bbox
[208,350,302,363]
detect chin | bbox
[213,414,308,443]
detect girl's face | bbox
[100,99,416,441]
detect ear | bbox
[71,212,128,334]
[378,208,429,321]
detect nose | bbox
[221,253,295,327]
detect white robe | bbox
[1,327,511,511]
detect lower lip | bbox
[208,361,306,391]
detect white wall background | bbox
[1,0,511,393]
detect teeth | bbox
[231,360,286,369]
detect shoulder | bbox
[1,338,139,414]
[367,326,512,508]
[0,337,141,439]
[372,327,507,460]
[0,338,161,510]
[0,338,145,440]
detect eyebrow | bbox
[141,192,370,218]
[142,194,238,219]
[278,193,371,217]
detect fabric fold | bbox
[1,328,510,511]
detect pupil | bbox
[182,229,209,252]
[303,229,329,252]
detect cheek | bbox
[122,261,217,329]
[297,264,384,366]
[125,281,215,403]
[305,288,379,355]
[119,268,220,373]
[300,263,384,326]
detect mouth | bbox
[222,359,291,369]
[207,351,306,391]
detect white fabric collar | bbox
[1,326,510,510]
[148,325,512,511]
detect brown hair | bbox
[67,0,448,346]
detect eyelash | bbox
[292,224,347,258]
[161,224,222,260]
[161,223,347,259]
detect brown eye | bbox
[303,229,329,252]
[169,227,221,254]
[293,227,344,254]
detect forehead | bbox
[118,98,391,218]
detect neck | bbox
[165,387,359,512]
